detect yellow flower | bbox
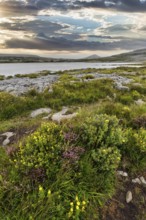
[47,190,51,196]
[70,207,73,212]
[39,185,43,192]
[82,201,86,205]
[82,206,85,212]
[76,205,79,210]
[77,201,80,206]
[75,195,79,201]
[70,202,74,206]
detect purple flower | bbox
[63,146,85,163]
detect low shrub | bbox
[16,122,64,179]
[91,147,121,172]
[121,128,146,170]
[76,114,125,149]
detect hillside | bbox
[98,49,146,62]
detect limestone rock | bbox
[30,108,52,118]
[126,191,132,203]
[140,176,146,186]
[117,170,128,177]
[52,107,77,123]
[132,178,141,184]
[1,132,15,146]
[135,99,145,106]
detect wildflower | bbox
[77,201,80,206]
[47,190,51,196]
[82,206,85,212]
[39,185,43,192]
[82,201,86,205]
[76,205,79,210]
[70,207,73,212]
[70,202,74,206]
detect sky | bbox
[0,0,146,58]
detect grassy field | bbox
[0,66,146,219]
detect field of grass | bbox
[0,66,146,219]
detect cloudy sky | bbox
[0,0,146,58]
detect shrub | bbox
[77,114,125,149]
[91,147,121,172]
[122,128,146,169]
[16,122,64,178]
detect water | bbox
[0,62,142,76]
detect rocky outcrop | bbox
[0,72,133,95]
[0,75,59,95]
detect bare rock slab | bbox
[52,107,77,123]
[30,108,52,118]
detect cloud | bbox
[1,0,146,56]
[4,34,146,52]
[1,0,146,14]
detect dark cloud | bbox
[1,0,146,14]
[1,0,146,54]
[4,35,146,52]
[0,19,68,36]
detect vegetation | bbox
[0,66,146,219]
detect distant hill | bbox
[0,54,60,63]
[98,49,146,62]
[0,49,146,63]
[84,54,100,60]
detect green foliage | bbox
[91,147,121,172]
[122,128,146,169]
[0,75,5,80]
[16,122,64,178]
[77,114,125,149]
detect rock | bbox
[115,83,130,91]
[0,75,59,95]
[126,191,133,203]
[132,178,141,184]
[48,86,53,93]
[30,108,52,118]
[140,176,146,186]
[135,99,145,106]
[43,115,51,120]
[1,132,15,146]
[52,107,77,123]
[117,170,128,177]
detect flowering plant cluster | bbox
[63,146,85,163]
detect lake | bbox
[0,62,142,76]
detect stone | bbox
[132,178,141,184]
[135,99,145,106]
[140,176,146,186]
[115,83,130,91]
[52,107,77,123]
[1,132,15,146]
[117,170,128,177]
[30,108,52,118]
[126,191,132,203]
